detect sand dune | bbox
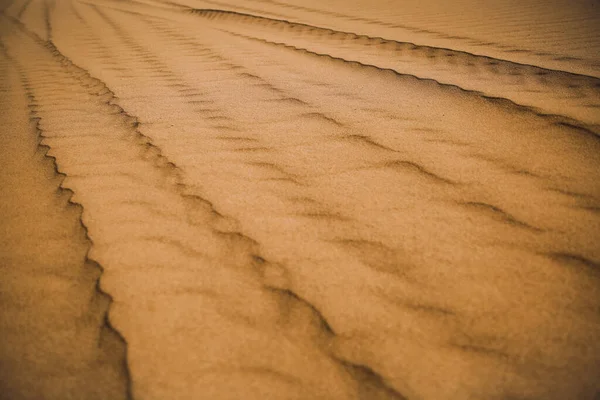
[1,0,599,399]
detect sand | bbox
[0,0,599,399]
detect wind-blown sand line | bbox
[41,0,51,41]
[15,0,30,18]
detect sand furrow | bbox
[15,0,31,17]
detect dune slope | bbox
[0,0,599,399]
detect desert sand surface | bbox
[0,0,599,399]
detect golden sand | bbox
[1,1,599,399]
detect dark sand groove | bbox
[461,201,543,232]
[545,253,600,275]
[384,160,457,185]
[41,0,51,41]
[15,0,30,18]
[0,39,130,400]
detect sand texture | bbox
[0,0,599,399]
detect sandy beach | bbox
[1,0,599,399]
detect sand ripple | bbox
[1,0,599,399]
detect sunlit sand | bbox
[1,1,599,399]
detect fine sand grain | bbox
[1,1,599,400]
